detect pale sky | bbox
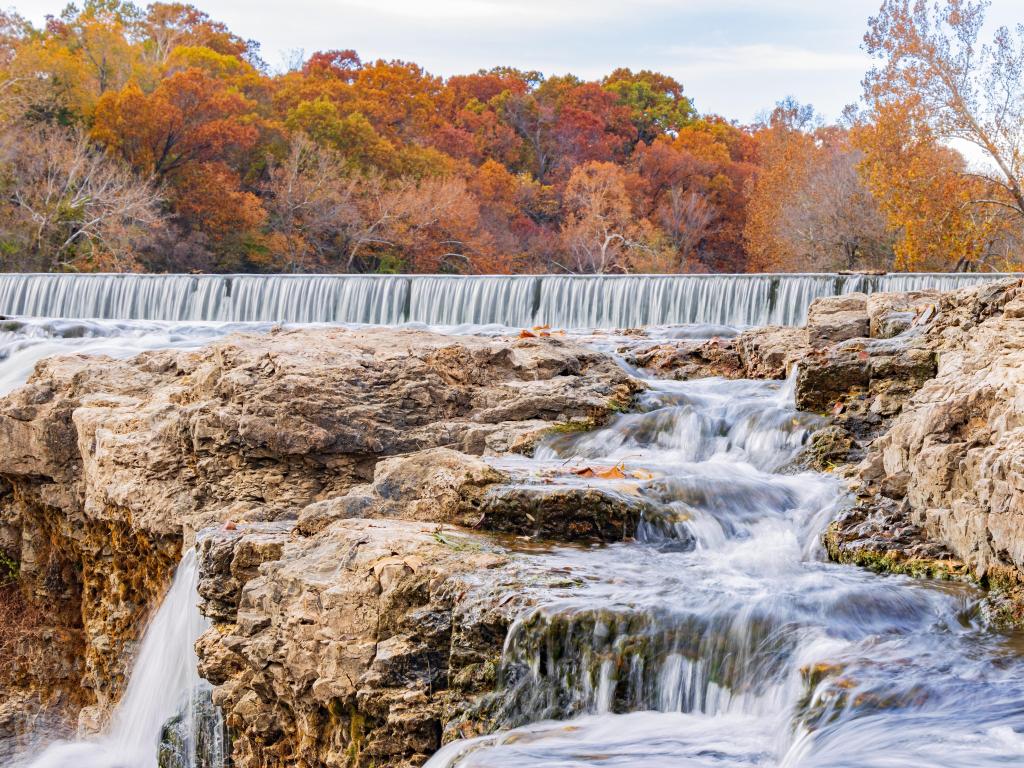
[10,0,1023,123]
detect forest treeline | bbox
[0,0,1021,274]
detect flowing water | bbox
[2,273,1024,767]
[15,551,224,768]
[428,367,1024,767]
[0,272,1003,327]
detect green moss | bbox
[824,523,972,582]
[346,706,366,767]
[432,530,483,552]
[545,419,597,435]
[0,551,17,586]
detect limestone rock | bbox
[736,326,809,379]
[623,337,743,380]
[0,328,639,739]
[297,447,648,544]
[806,293,869,348]
[194,518,566,768]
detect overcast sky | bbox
[10,0,1023,123]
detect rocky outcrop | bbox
[194,518,569,768]
[297,447,646,544]
[622,325,808,381]
[0,328,639,741]
[804,279,1024,625]
[855,282,1024,604]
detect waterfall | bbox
[427,363,1024,768]
[20,550,224,768]
[0,272,1004,327]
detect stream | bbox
[428,360,1024,767]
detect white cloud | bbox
[665,44,872,74]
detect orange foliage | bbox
[0,1,1016,274]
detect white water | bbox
[0,272,1004,327]
[19,550,218,768]
[427,366,1024,768]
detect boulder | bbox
[194,518,572,768]
[737,325,809,379]
[806,293,869,348]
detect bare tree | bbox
[262,134,361,271]
[0,125,163,271]
[778,147,895,271]
[657,187,716,268]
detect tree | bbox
[852,96,1003,271]
[0,124,161,271]
[141,3,250,66]
[91,66,258,179]
[261,133,361,271]
[602,68,696,145]
[745,105,894,273]
[560,160,663,273]
[865,0,1024,223]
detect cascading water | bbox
[17,550,224,768]
[427,363,1024,768]
[0,272,1004,327]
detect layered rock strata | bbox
[0,327,638,754]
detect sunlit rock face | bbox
[796,279,1024,622]
[0,328,637,746]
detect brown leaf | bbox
[570,464,627,480]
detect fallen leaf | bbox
[519,329,537,338]
[571,464,627,480]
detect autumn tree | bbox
[852,96,1003,270]
[745,102,893,272]
[865,0,1024,229]
[561,160,665,273]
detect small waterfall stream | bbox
[21,551,224,768]
[428,364,1024,767]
